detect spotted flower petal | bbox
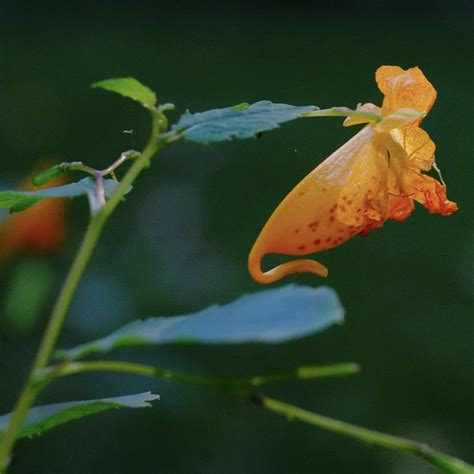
[248,127,386,284]
[376,66,437,123]
[387,127,458,217]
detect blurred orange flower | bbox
[0,161,68,262]
[249,66,458,284]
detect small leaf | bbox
[172,101,317,144]
[0,177,121,213]
[92,77,157,107]
[57,285,344,360]
[32,165,66,186]
[0,392,159,440]
[10,198,40,213]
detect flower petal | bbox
[375,108,425,134]
[386,127,457,218]
[336,136,391,228]
[386,174,415,222]
[248,127,388,283]
[402,173,458,216]
[390,126,435,171]
[376,66,437,122]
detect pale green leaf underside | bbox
[0,392,159,440]
[92,77,157,107]
[173,101,317,144]
[57,285,344,360]
[0,178,120,212]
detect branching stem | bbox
[40,360,360,389]
[0,110,167,472]
[39,359,474,474]
[57,149,141,179]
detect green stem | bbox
[45,360,359,389]
[43,359,473,473]
[250,395,473,474]
[0,111,165,472]
[303,106,382,122]
[61,150,140,178]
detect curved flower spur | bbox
[248,66,458,284]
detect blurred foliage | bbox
[0,1,472,473]
[3,260,53,335]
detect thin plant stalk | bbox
[43,359,360,389]
[0,111,165,472]
[251,395,474,474]
[41,359,474,474]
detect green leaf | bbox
[172,101,317,144]
[0,177,121,212]
[0,392,159,440]
[57,285,344,360]
[92,77,157,107]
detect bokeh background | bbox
[0,1,472,473]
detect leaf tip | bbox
[91,77,157,107]
[143,392,161,405]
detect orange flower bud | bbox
[0,161,68,262]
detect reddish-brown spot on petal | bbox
[313,239,321,245]
[298,244,306,250]
[325,237,332,243]
[295,229,300,234]
[339,206,346,212]
[347,199,353,204]
[329,216,335,222]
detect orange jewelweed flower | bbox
[248,65,458,284]
[0,161,68,262]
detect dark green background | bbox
[0,2,472,473]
